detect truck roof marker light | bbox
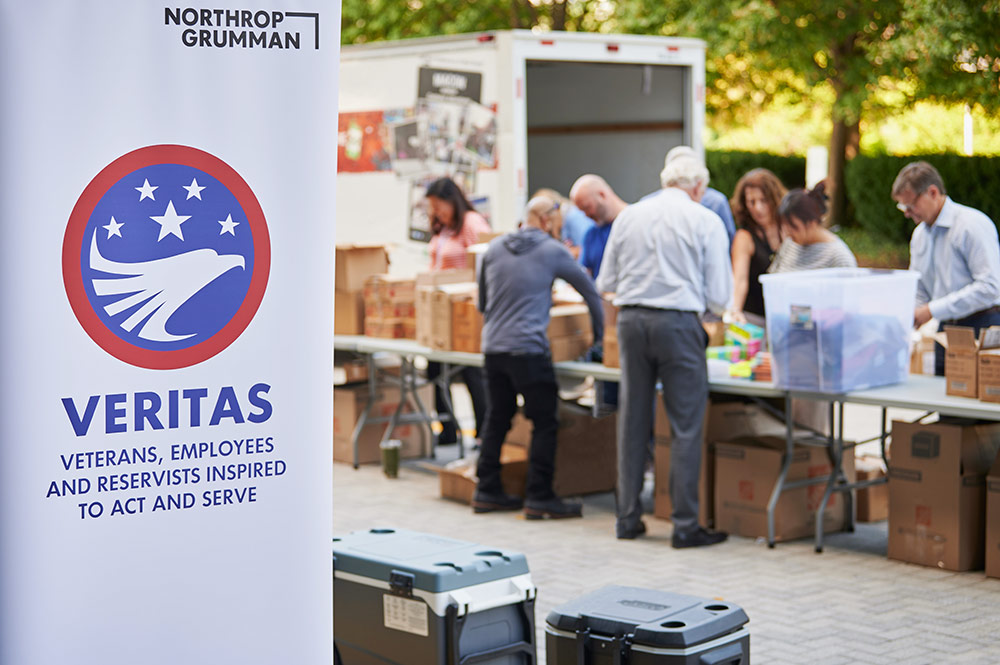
[607,44,619,53]
[477,34,494,43]
[540,40,554,46]
[667,46,679,52]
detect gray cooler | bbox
[333,527,537,665]
[545,586,749,665]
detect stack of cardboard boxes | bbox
[363,275,416,339]
[438,402,617,502]
[335,245,389,335]
[415,270,478,350]
[987,456,1000,578]
[332,381,434,465]
[888,418,1000,571]
[944,325,1000,401]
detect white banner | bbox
[0,3,337,663]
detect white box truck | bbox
[337,30,706,276]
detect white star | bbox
[103,216,124,239]
[183,178,206,200]
[150,201,191,241]
[136,179,157,201]
[218,214,240,236]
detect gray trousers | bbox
[616,307,707,536]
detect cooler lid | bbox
[332,527,530,593]
[546,585,748,649]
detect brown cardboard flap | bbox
[980,326,1000,350]
[944,326,978,352]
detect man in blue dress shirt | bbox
[892,161,1000,375]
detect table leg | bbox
[349,353,379,470]
[766,393,796,548]
[815,401,844,553]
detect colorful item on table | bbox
[725,321,765,346]
[706,345,744,362]
[728,360,753,378]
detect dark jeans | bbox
[476,353,559,501]
[935,309,1000,376]
[426,361,486,443]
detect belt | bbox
[943,304,1000,324]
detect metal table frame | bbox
[334,335,1000,551]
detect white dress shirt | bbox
[596,187,732,314]
[909,196,1000,322]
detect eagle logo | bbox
[63,145,270,369]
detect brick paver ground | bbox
[333,396,1000,664]
[333,456,1000,664]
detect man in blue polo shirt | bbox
[569,174,629,279]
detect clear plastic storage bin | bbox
[760,268,919,393]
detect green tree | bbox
[614,0,1000,225]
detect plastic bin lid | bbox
[545,585,748,649]
[332,527,530,593]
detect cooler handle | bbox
[698,641,745,665]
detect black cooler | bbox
[545,586,749,665]
[333,527,537,665]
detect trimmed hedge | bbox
[845,154,1000,245]
[706,150,806,200]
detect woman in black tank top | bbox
[729,169,787,322]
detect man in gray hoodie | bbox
[473,195,605,519]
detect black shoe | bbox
[472,490,523,513]
[524,497,583,520]
[617,520,647,540]
[671,526,728,549]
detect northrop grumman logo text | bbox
[63,145,271,370]
[165,8,320,50]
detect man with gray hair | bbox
[645,146,735,246]
[473,195,604,519]
[892,160,1000,375]
[597,156,732,546]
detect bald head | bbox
[569,174,627,225]
[521,195,559,234]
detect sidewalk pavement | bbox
[333,448,1000,664]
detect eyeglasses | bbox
[896,189,925,214]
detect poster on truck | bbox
[0,3,337,664]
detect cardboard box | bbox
[888,419,1000,571]
[910,336,936,375]
[365,301,415,319]
[987,454,1000,579]
[452,299,483,353]
[977,327,1000,402]
[945,326,979,398]
[505,403,617,497]
[335,245,389,292]
[415,282,478,350]
[334,359,369,386]
[603,336,619,369]
[334,289,365,335]
[550,333,591,362]
[332,383,434,465]
[548,304,591,338]
[855,455,889,522]
[703,320,726,347]
[415,268,475,287]
[364,317,407,339]
[601,297,618,336]
[653,399,786,527]
[438,445,529,504]
[714,436,855,542]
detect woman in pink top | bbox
[424,177,490,446]
[426,177,492,270]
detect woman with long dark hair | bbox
[729,168,786,325]
[424,177,491,446]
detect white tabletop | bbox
[334,335,1000,421]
